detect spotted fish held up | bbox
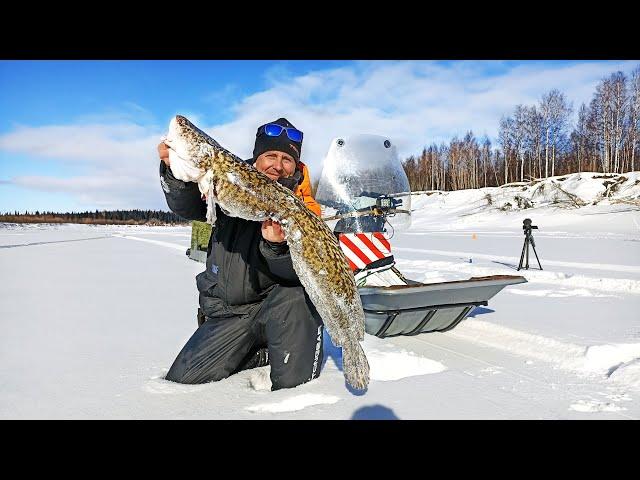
[163,115,370,390]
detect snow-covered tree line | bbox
[0,209,187,225]
[403,67,640,191]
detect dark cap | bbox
[251,117,302,164]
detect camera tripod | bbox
[517,219,542,271]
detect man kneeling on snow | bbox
[157,117,324,390]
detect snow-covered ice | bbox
[366,349,446,381]
[246,393,341,413]
[1,173,640,419]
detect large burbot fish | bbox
[164,115,370,390]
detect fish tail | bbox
[341,336,370,390]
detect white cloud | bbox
[0,121,166,210]
[0,123,161,164]
[8,174,166,210]
[1,60,638,210]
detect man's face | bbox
[254,150,297,181]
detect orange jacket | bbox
[294,162,321,216]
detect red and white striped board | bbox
[338,232,392,271]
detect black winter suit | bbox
[159,162,324,390]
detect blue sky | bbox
[1,60,638,213]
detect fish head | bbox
[164,115,200,161]
[165,115,238,167]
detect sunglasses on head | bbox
[260,123,303,143]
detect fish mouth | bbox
[172,115,191,133]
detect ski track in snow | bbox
[507,288,620,298]
[449,319,640,388]
[402,230,639,241]
[393,247,640,274]
[107,228,640,296]
[0,235,110,249]
[112,231,190,237]
[398,330,639,418]
[396,258,640,295]
[113,234,187,251]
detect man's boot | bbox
[233,347,270,373]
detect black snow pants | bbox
[165,284,324,391]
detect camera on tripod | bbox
[518,218,542,271]
[523,218,538,232]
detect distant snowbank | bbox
[408,172,640,235]
[412,172,640,210]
